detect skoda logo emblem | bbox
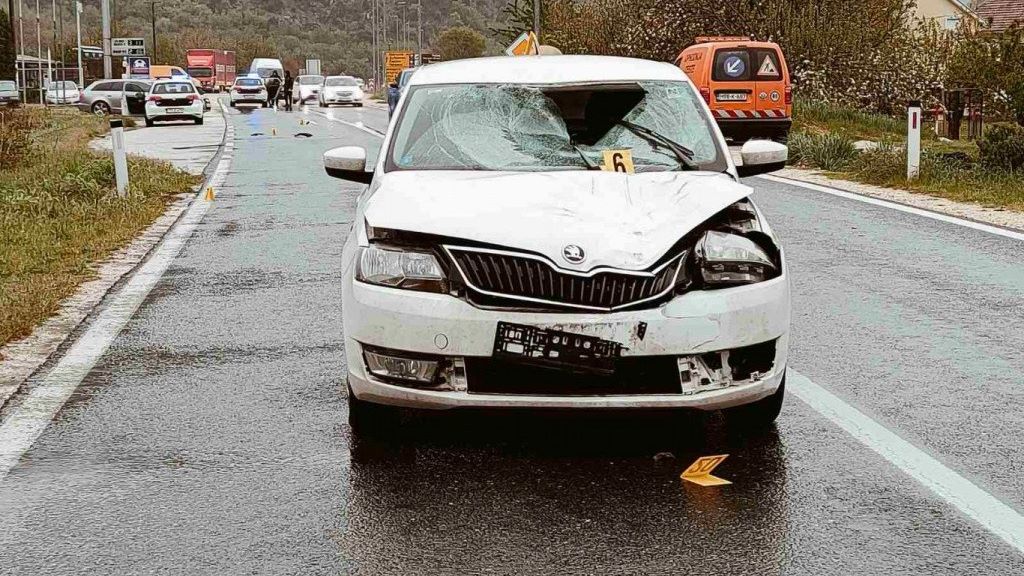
[562,244,586,264]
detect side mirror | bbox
[736,140,788,178]
[324,146,373,184]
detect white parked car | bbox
[229,76,268,107]
[144,79,204,126]
[324,56,791,437]
[293,74,324,103]
[45,80,80,105]
[318,75,364,107]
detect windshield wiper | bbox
[572,143,601,170]
[615,120,699,170]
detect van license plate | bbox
[716,93,748,102]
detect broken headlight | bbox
[695,230,777,286]
[357,245,447,293]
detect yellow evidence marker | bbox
[681,454,731,486]
[204,187,215,201]
[601,149,635,173]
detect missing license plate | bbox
[494,322,624,373]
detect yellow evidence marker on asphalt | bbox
[204,187,215,201]
[681,454,731,486]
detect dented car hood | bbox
[364,170,752,272]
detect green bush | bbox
[978,123,1024,172]
[788,131,858,171]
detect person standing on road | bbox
[282,71,295,112]
[266,71,282,110]
[387,82,400,118]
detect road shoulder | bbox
[773,167,1024,233]
[0,102,229,411]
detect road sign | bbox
[112,37,146,57]
[385,51,414,84]
[418,52,441,66]
[505,31,538,56]
[723,56,745,78]
[757,54,778,76]
[128,56,150,80]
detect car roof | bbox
[325,75,355,79]
[409,55,686,86]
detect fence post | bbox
[907,100,921,181]
[110,118,129,197]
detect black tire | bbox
[356,103,364,107]
[723,375,785,430]
[92,101,111,116]
[144,117,154,127]
[348,381,400,438]
[195,117,204,125]
[773,128,790,145]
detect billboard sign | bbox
[385,51,414,84]
[128,56,151,80]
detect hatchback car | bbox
[293,74,324,103]
[319,76,364,107]
[323,56,791,437]
[144,79,204,126]
[229,77,268,107]
[0,80,20,107]
[45,81,80,105]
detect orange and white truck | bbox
[675,37,792,143]
[185,49,237,93]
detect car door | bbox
[750,48,786,118]
[123,82,149,115]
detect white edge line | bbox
[0,104,233,481]
[759,174,1024,243]
[789,370,1024,554]
[308,109,385,137]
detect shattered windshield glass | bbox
[388,81,724,172]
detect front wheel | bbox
[194,117,204,125]
[348,381,400,439]
[144,117,154,127]
[723,375,785,431]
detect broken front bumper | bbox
[344,270,790,411]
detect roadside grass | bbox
[0,107,199,353]
[789,101,1024,211]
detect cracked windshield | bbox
[391,81,723,171]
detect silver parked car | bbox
[78,79,152,115]
[0,80,21,107]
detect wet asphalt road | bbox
[1,100,1023,574]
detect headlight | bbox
[357,245,447,293]
[695,230,777,286]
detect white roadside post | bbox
[110,119,129,197]
[907,99,921,181]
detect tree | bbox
[438,26,486,61]
[0,8,15,81]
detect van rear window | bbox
[712,49,783,82]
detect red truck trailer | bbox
[185,49,236,92]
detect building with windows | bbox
[912,0,982,30]
[974,0,1024,32]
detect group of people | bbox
[264,70,295,111]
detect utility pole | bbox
[17,0,25,101]
[35,0,41,104]
[50,0,55,97]
[75,1,82,85]
[101,0,111,78]
[416,0,421,64]
[536,0,544,41]
[150,2,156,60]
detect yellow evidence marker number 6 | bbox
[602,150,635,173]
[681,454,731,486]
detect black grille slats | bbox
[447,247,683,311]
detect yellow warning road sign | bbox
[505,31,539,56]
[681,454,731,486]
[601,150,635,173]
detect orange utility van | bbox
[675,37,792,142]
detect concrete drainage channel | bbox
[0,101,235,416]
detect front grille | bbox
[445,246,685,311]
[466,357,682,396]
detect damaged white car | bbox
[324,55,791,436]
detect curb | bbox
[0,101,232,412]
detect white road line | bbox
[0,111,234,481]
[307,109,386,137]
[789,370,1024,554]
[760,174,1024,242]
